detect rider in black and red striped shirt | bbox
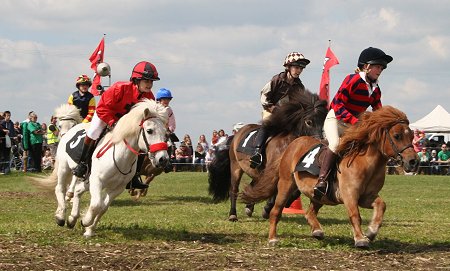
[314,47,393,200]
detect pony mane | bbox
[110,99,168,144]
[336,105,409,157]
[54,104,82,123]
[263,90,327,137]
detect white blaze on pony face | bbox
[140,111,170,168]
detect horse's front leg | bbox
[268,177,296,246]
[54,181,67,227]
[305,200,324,240]
[343,198,368,248]
[65,176,79,200]
[67,180,89,228]
[360,195,386,242]
[84,185,125,238]
[81,178,103,230]
[54,169,72,227]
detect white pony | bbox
[48,99,169,237]
[54,104,83,137]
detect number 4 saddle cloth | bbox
[295,143,329,176]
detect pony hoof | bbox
[83,232,95,239]
[55,217,65,227]
[141,189,148,197]
[129,189,137,196]
[354,238,370,248]
[66,217,77,229]
[245,208,253,217]
[268,239,279,246]
[312,230,324,240]
[228,215,238,222]
[365,231,377,242]
[365,227,378,241]
[66,191,74,199]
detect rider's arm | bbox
[83,97,96,123]
[260,81,274,111]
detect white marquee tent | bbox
[409,105,450,133]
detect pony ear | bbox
[143,108,151,120]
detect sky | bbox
[1,0,449,144]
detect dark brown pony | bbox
[241,105,419,247]
[208,90,327,221]
[128,157,164,200]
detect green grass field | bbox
[0,171,449,269]
[0,171,449,250]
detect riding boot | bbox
[126,175,149,189]
[250,127,268,169]
[313,148,337,200]
[126,154,149,189]
[72,136,95,178]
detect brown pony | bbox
[241,105,419,248]
[208,90,328,221]
[128,157,164,200]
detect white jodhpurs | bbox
[86,113,107,140]
[323,110,349,153]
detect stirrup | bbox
[249,152,263,169]
[72,163,87,178]
[127,175,149,190]
[313,180,327,200]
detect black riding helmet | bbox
[358,47,393,69]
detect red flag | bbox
[319,47,339,105]
[89,37,105,96]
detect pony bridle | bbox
[139,117,168,159]
[383,121,413,165]
[59,117,79,126]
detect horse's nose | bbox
[409,159,419,169]
[159,156,169,167]
[409,158,419,171]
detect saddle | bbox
[65,128,109,178]
[295,143,339,202]
[236,128,271,156]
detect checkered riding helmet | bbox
[283,52,310,68]
[75,74,92,88]
[130,61,160,81]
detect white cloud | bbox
[426,36,449,58]
[379,8,399,30]
[1,1,450,142]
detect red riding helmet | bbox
[130,61,160,81]
[75,74,92,88]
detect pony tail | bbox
[208,146,232,202]
[28,159,59,191]
[240,158,280,204]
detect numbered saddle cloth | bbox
[294,144,327,175]
[65,129,87,162]
[236,128,260,155]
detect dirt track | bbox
[1,238,449,270]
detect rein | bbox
[96,117,168,175]
[342,120,412,168]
